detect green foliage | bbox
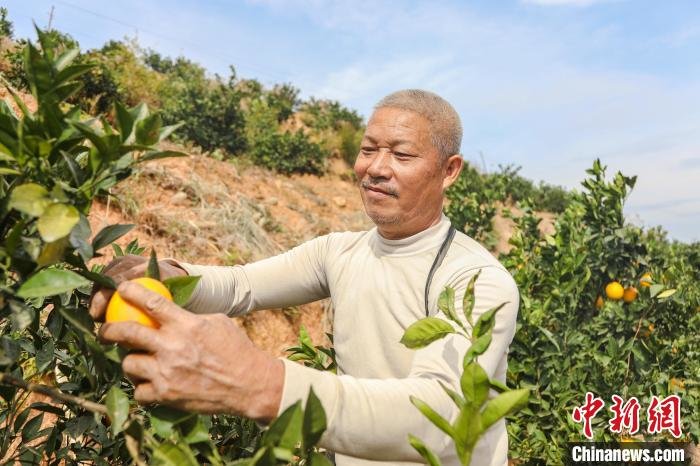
[501,159,699,463]
[246,99,326,175]
[157,58,247,154]
[444,163,506,246]
[491,164,572,213]
[286,326,336,373]
[0,7,13,39]
[300,98,363,131]
[300,98,364,166]
[400,279,529,465]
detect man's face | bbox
[354,107,451,239]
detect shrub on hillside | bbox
[74,40,161,115]
[150,53,247,154]
[444,162,506,246]
[0,7,13,39]
[491,164,572,213]
[300,98,364,166]
[245,98,326,175]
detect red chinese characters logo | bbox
[572,392,605,439]
[647,395,682,438]
[608,395,641,435]
[573,394,683,439]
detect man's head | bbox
[354,89,464,239]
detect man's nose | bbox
[366,148,393,179]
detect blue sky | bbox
[6,0,700,242]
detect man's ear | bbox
[442,154,463,191]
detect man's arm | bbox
[277,266,519,462]
[168,234,334,315]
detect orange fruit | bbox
[605,281,624,300]
[106,277,172,329]
[595,295,604,309]
[622,287,638,303]
[639,273,652,288]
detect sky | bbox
[5,0,700,242]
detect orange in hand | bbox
[106,277,172,328]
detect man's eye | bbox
[394,152,412,158]
[361,147,376,154]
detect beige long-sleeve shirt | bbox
[175,215,519,466]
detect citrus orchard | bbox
[105,277,172,328]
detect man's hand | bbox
[98,281,284,423]
[89,254,188,320]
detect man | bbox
[90,89,519,466]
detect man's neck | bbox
[377,212,444,240]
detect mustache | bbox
[360,180,399,197]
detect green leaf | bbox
[69,215,93,262]
[480,388,529,431]
[92,224,135,251]
[158,122,184,142]
[149,406,194,439]
[21,413,45,442]
[656,289,676,299]
[37,237,69,267]
[464,333,492,364]
[302,388,327,452]
[408,434,443,466]
[181,415,211,444]
[115,101,135,142]
[163,275,201,307]
[105,385,129,436]
[649,284,665,298]
[8,183,51,216]
[17,268,90,298]
[489,379,509,393]
[410,395,454,437]
[308,451,334,466]
[262,401,303,450]
[461,362,489,406]
[439,382,466,409]
[147,248,161,280]
[139,150,188,162]
[37,203,80,242]
[152,441,199,466]
[0,167,20,175]
[472,302,507,340]
[135,113,162,145]
[438,287,462,326]
[36,339,55,372]
[463,270,481,326]
[400,317,456,349]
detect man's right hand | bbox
[88,254,188,321]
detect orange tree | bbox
[0,29,331,465]
[501,160,699,462]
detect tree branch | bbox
[0,373,108,415]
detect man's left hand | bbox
[98,280,284,423]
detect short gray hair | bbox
[374,89,462,162]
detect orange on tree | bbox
[639,272,652,288]
[595,295,604,309]
[105,277,172,329]
[605,281,624,300]
[623,286,638,303]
